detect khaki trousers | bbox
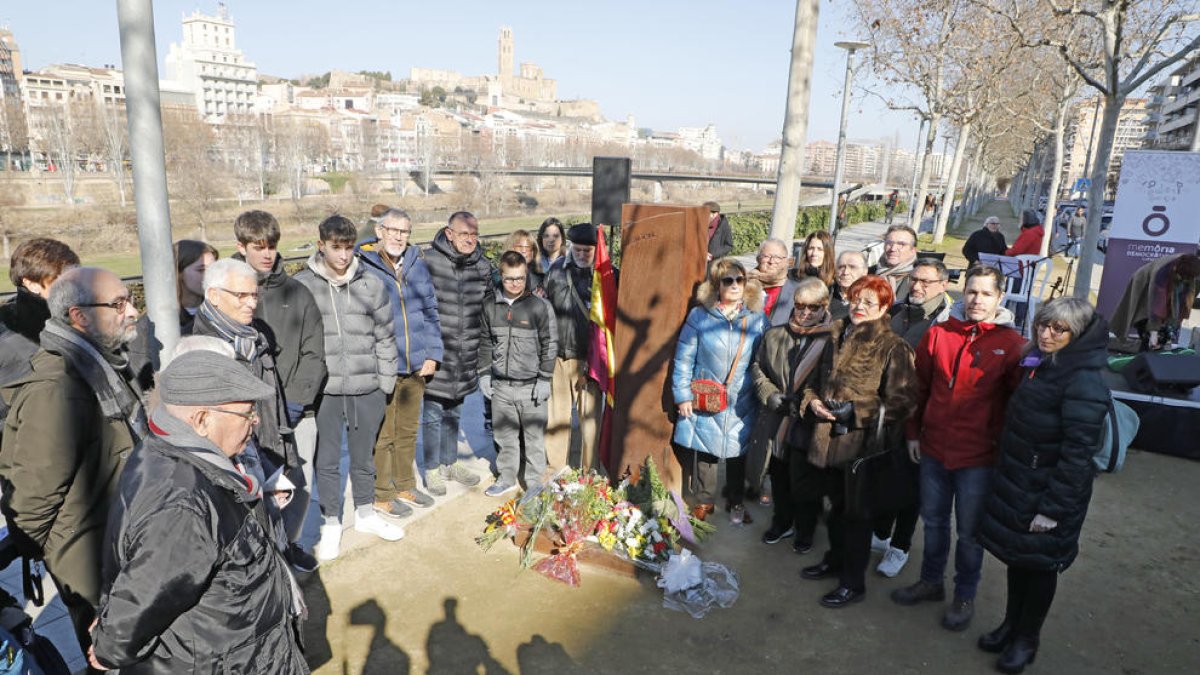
[374,373,425,499]
[545,357,603,472]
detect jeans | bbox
[492,381,548,488]
[422,395,463,470]
[315,390,386,523]
[918,455,995,600]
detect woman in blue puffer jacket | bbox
[672,258,766,524]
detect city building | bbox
[164,4,258,120]
[0,28,22,100]
[678,124,723,162]
[1060,96,1147,194]
[1143,54,1200,151]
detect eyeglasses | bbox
[759,254,787,263]
[207,407,259,425]
[450,229,479,241]
[850,297,880,309]
[884,239,914,248]
[502,275,526,282]
[794,303,825,312]
[379,226,411,236]
[720,275,745,287]
[1036,322,1072,338]
[217,287,260,303]
[78,296,131,312]
[910,277,944,286]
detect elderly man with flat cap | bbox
[89,348,307,674]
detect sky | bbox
[1,0,924,152]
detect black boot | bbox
[978,620,1014,653]
[996,635,1039,674]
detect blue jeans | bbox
[919,455,995,600]
[422,395,463,470]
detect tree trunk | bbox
[955,140,983,228]
[912,113,941,234]
[769,0,820,242]
[933,121,970,244]
[1073,94,1120,299]
[1039,96,1071,257]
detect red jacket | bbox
[1006,225,1044,256]
[906,313,1026,469]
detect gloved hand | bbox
[825,399,855,436]
[534,379,551,404]
[767,392,787,413]
[479,375,493,400]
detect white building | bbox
[164,4,258,120]
[678,124,723,162]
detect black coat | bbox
[980,313,1109,572]
[708,214,734,259]
[0,290,44,424]
[423,230,494,401]
[545,258,594,360]
[962,227,1007,265]
[93,428,306,674]
[235,253,328,410]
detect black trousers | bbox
[1004,565,1059,638]
[676,447,746,506]
[819,465,872,592]
[768,453,823,541]
[873,505,919,551]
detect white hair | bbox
[757,238,789,257]
[172,335,236,360]
[837,250,867,266]
[203,258,257,292]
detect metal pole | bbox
[117,0,180,367]
[908,116,926,223]
[1079,96,1101,198]
[829,42,866,235]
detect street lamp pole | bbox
[908,115,926,223]
[829,40,870,236]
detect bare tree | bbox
[0,98,28,171]
[30,98,96,205]
[97,102,129,207]
[163,108,229,241]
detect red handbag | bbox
[690,317,748,414]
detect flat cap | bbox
[159,350,275,406]
[566,222,597,246]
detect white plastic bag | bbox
[657,551,740,618]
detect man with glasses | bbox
[0,266,146,656]
[752,238,802,326]
[872,258,953,579]
[892,264,1025,633]
[231,210,326,570]
[871,224,920,302]
[195,259,310,566]
[422,211,492,494]
[359,207,442,516]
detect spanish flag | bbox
[587,226,618,471]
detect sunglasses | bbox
[794,303,825,312]
[720,275,745,287]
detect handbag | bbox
[690,317,748,414]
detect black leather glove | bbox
[825,399,855,436]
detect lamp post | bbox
[829,40,870,236]
[908,116,926,223]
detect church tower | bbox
[498,26,514,86]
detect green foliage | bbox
[317,172,351,194]
[727,202,888,256]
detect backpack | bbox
[1094,396,1139,473]
[0,589,71,675]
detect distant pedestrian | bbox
[703,201,734,261]
[295,215,405,560]
[478,252,557,496]
[962,217,1007,265]
[885,190,900,224]
[1006,210,1045,257]
[90,350,308,674]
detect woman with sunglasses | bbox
[671,258,766,524]
[978,298,1109,673]
[799,274,917,608]
[747,276,837,551]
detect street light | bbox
[829,40,870,236]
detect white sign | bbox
[1107,150,1200,243]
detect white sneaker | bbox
[877,546,910,578]
[316,524,341,561]
[355,512,406,542]
[871,534,891,553]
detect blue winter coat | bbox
[357,241,444,376]
[671,305,766,459]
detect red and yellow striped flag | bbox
[587,226,618,470]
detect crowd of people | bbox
[0,209,1111,673]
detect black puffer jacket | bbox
[93,414,306,674]
[423,230,494,401]
[980,313,1110,572]
[234,253,328,410]
[545,258,593,360]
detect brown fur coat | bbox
[802,317,918,468]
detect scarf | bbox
[708,214,720,240]
[40,318,147,439]
[198,300,260,362]
[875,257,916,290]
[148,405,261,499]
[716,301,742,321]
[789,307,832,334]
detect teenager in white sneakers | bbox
[295,215,403,559]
